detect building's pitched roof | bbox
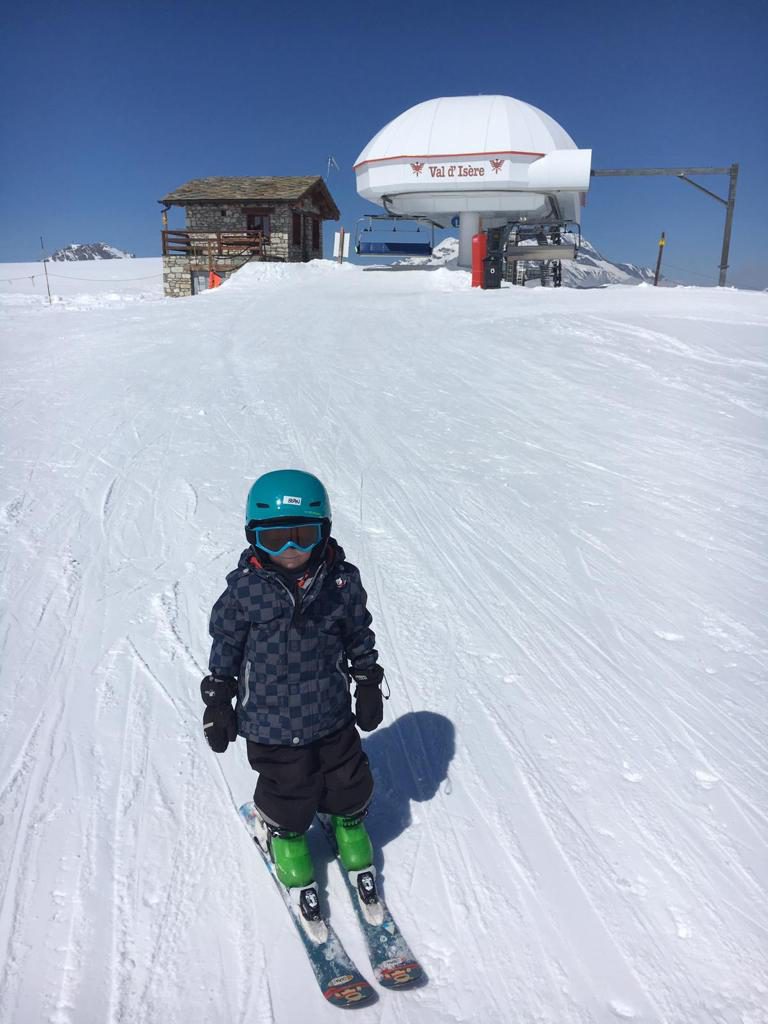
[159,176,340,219]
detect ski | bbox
[317,815,424,989]
[238,802,374,1009]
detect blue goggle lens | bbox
[252,522,322,555]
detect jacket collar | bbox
[238,539,344,606]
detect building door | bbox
[292,212,302,252]
[302,213,310,261]
[191,271,209,294]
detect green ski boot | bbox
[269,830,315,889]
[331,814,374,872]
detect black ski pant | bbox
[246,719,373,834]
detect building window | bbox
[292,212,302,247]
[245,209,270,236]
[221,209,227,218]
[311,217,320,250]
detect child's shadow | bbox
[311,711,455,887]
[363,710,455,855]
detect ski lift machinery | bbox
[354,213,436,257]
[502,221,581,287]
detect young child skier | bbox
[200,469,385,901]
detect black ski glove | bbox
[351,664,384,732]
[201,674,238,753]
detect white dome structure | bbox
[354,95,591,266]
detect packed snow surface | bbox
[1,259,767,1024]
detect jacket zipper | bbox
[270,577,301,648]
[267,563,327,646]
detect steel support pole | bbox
[40,236,52,305]
[718,164,739,287]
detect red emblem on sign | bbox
[490,159,505,174]
[410,162,425,176]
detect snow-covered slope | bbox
[0,256,162,308]
[395,235,656,286]
[1,262,766,1024]
[50,241,136,261]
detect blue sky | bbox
[1,0,766,287]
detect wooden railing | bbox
[162,230,269,258]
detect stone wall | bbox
[163,255,193,298]
[184,200,324,263]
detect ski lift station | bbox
[354,95,592,267]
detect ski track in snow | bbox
[1,261,767,1024]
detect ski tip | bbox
[238,801,256,819]
[375,959,425,989]
[323,974,375,1008]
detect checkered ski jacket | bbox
[208,540,378,747]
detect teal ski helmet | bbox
[245,470,331,524]
[245,470,331,556]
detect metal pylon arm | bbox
[590,163,739,286]
[677,175,728,205]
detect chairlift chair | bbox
[355,216,435,257]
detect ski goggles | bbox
[248,521,323,555]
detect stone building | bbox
[159,176,340,297]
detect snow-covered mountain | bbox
[49,241,135,261]
[1,260,767,1024]
[563,236,656,287]
[395,235,656,286]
